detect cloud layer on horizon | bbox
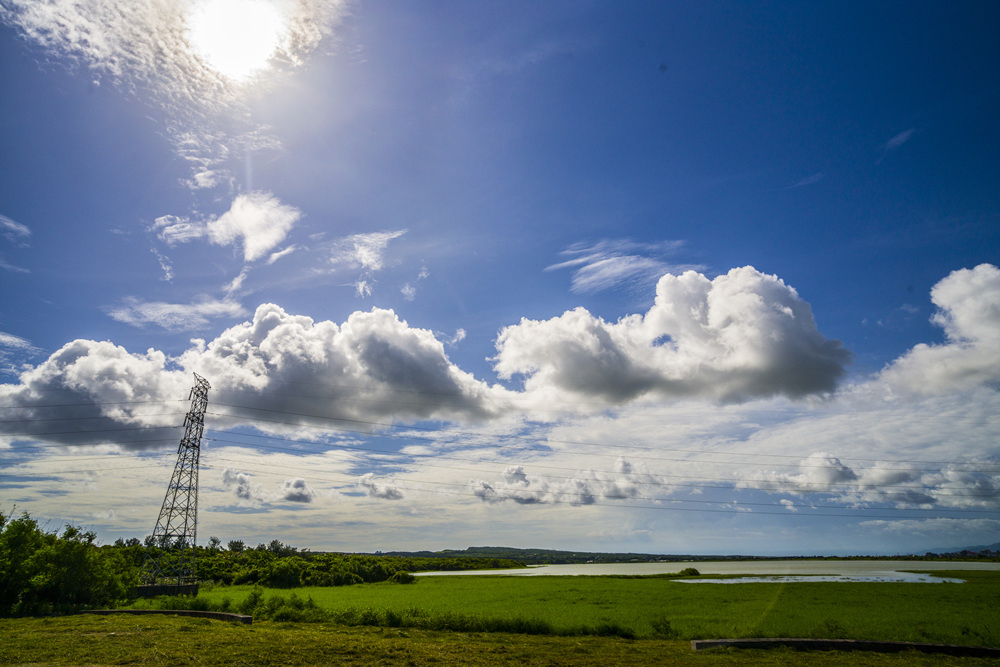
[2,264,998,522]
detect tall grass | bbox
[185,571,1000,645]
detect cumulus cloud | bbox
[105,296,247,331]
[0,303,510,450]
[546,239,699,294]
[740,452,858,495]
[153,193,301,263]
[179,303,507,425]
[0,339,190,448]
[359,472,404,500]
[738,451,999,511]
[494,266,852,403]
[279,477,315,503]
[222,468,266,506]
[470,457,659,506]
[880,264,1000,395]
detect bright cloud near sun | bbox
[186,0,288,81]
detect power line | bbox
[200,456,1000,520]
[202,431,1000,497]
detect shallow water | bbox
[416,559,999,582]
[676,573,965,584]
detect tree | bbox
[0,512,136,616]
[227,539,245,553]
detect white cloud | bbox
[152,215,204,246]
[0,0,347,183]
[279,477,315,503]
[105,296,247,331]
[470,457,660,506]
[0,331,41,375]
[330,230,407,272]
[546,239,699,294]
[0,332,36,352]
[884,128,915,151]
[861,517,1000,536]
[789,173,824,188]
[207,192,301,262]
[0,213,31,273]
[151,192,301,264]
[0,339,191,448]
[494,266,852,403]
[359,472,404,500]
[222,468,266,506]
[266,245,298,265]
[0,214,30,242]
[877,128,915,163]
[0,303,509,450]
[880,264,1000,395]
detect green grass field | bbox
[184,570,1000,646]
[2,614,998,667]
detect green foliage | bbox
[10,614,955,667]
[0,512,136,616]
[196,571,1000,645]
[168,546,519,589]
[389,570,416,584]
[678,567,700,576]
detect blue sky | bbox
[1,0,998,556]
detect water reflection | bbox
[677,573,964,584]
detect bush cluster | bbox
[0,512,135,616]
[144,588,637,638]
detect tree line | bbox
[0,511,523,617]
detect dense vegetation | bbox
[0,512,135,616]
[0,511,522,616]
[113,537,524,589]
[186,571,999,646]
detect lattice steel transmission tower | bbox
[140,373,210,592]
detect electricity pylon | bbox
[140,373,210,590]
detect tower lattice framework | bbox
[141,372,210,586]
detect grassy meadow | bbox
[3,571,999,666]
[2,613,999,667]
[182,570,1000,645]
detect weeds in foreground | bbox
[136,588,637,638]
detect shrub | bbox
[0,512,136,616]
[389,570,416,584]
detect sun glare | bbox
[187,0,287,81]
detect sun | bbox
[186,0,287,81]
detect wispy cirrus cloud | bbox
[0,213,31,273]
[0,214,30,242]
[546,239,702,294]
[328,230,408,298]
[105,296,247,331]
[0,0,347,188]
[877,128,915,163]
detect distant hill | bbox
[922,542,1000,555]
[371,546,754,565]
